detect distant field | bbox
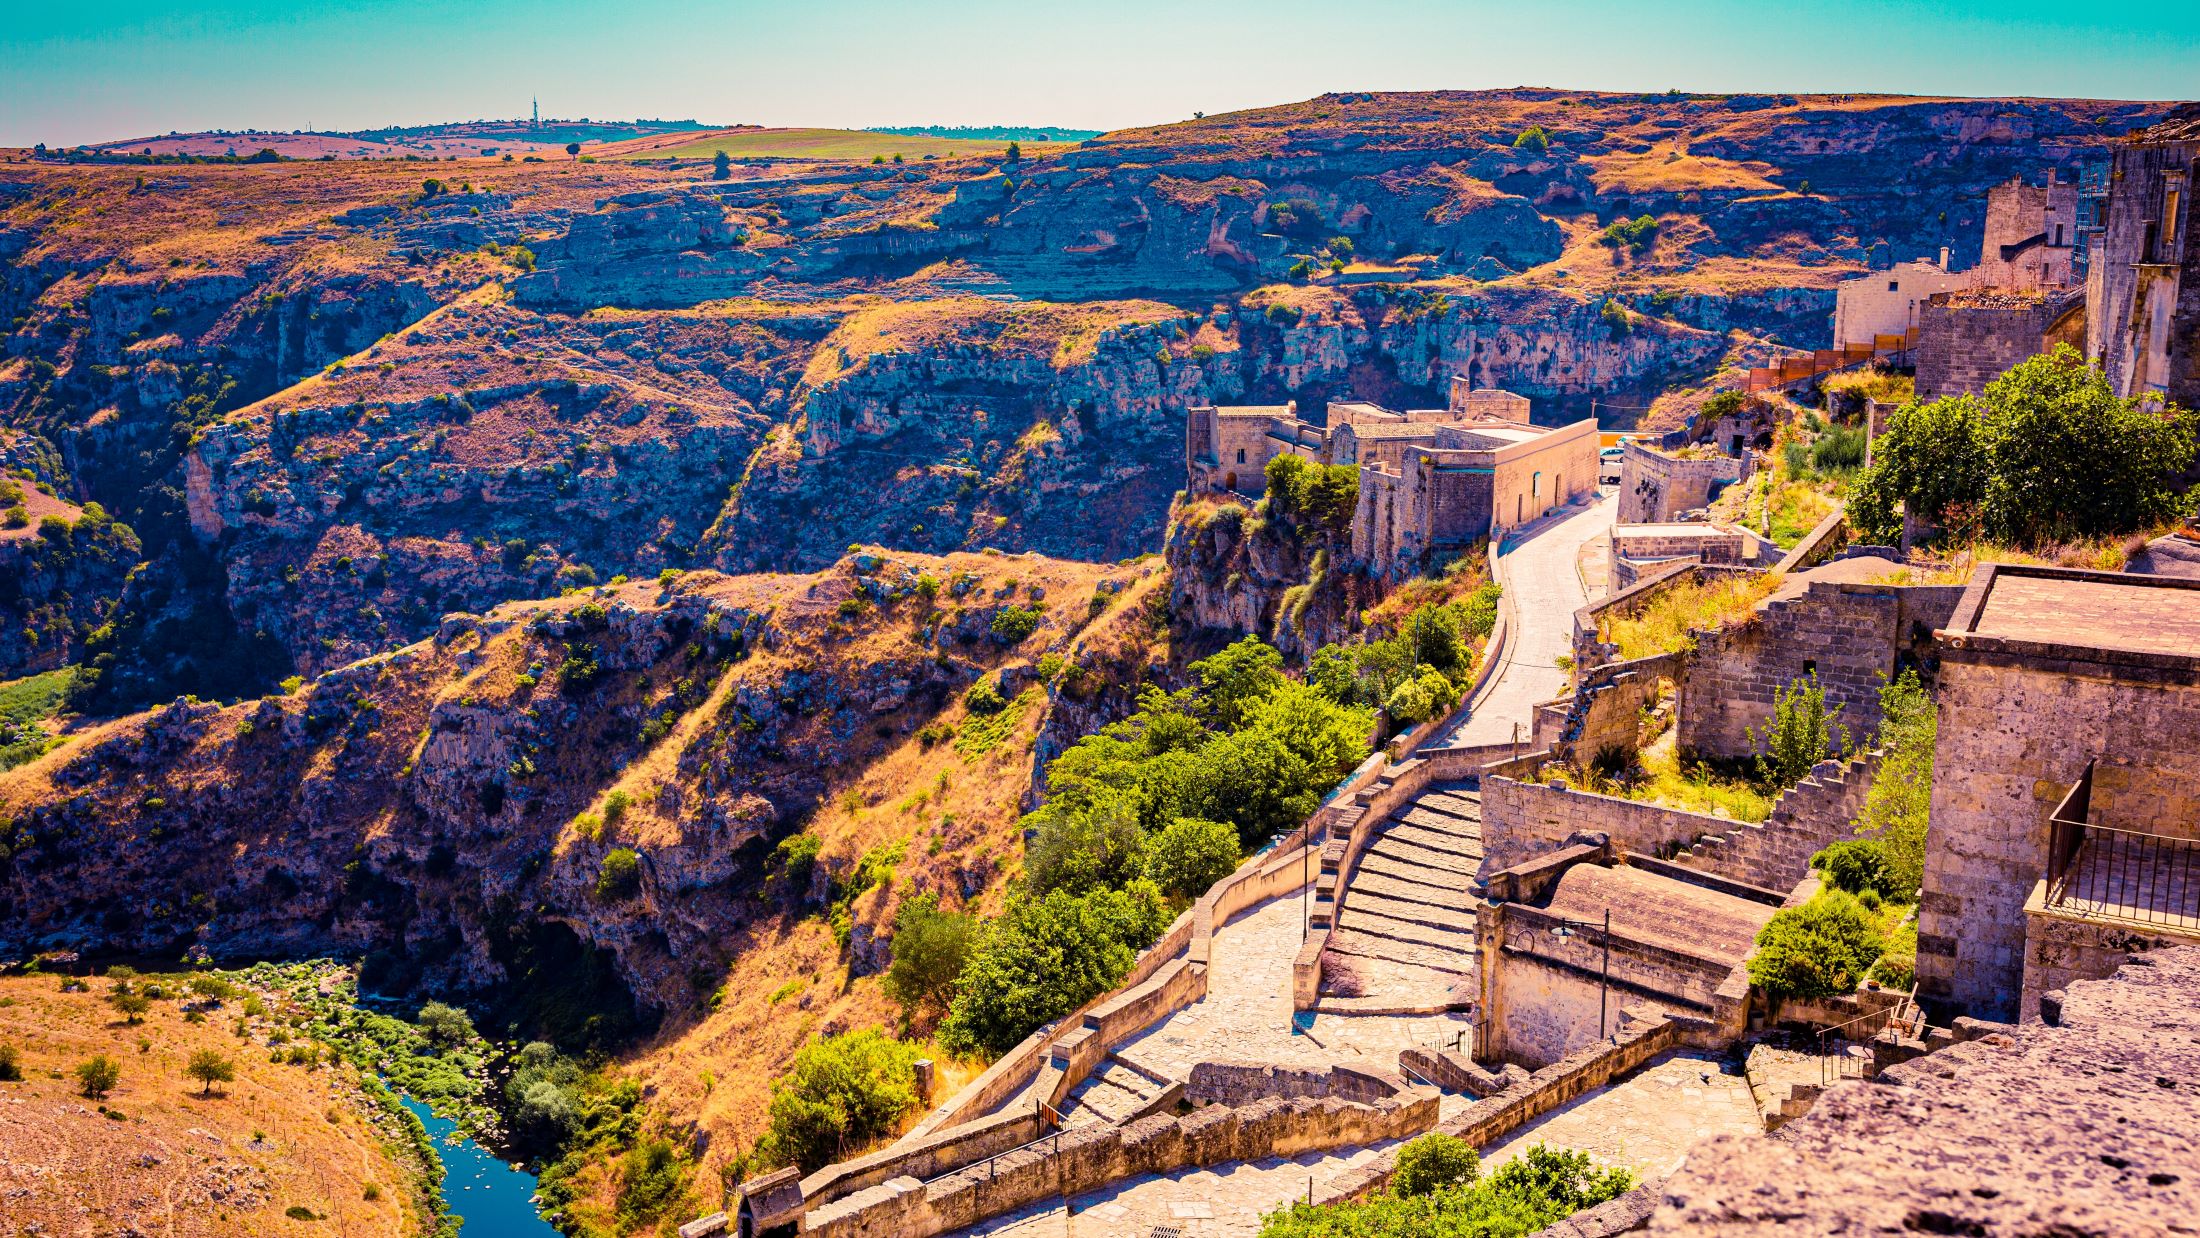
[609,127,1064,163]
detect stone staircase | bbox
[1667,751,1881,892]
[1319,780,1485,1012]
[1058,1053,1179,1128]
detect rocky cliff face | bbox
[0,551,1161,1013]
[0,90,2172,704]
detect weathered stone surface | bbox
[1650,948,2200,1236]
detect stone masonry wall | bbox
[1917,655,2200,1021]
[1679,580,1965,763]
[1616,442,1748,523]
[1912,297,2055,400]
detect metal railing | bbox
[2045,761,2200,930]
[1817,997,1920,1087]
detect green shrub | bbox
[942,883,1170,1057]
[596,848,643,900]
[963,676,1007,714]
[614,1135,691,1226]
[1392,1133,1480,1197]
[415,1001,475,1047]
[1512,125,1552,153]
[1385,664,1461,725]
[1873,920,1918,989]
[776,833,822,891]
[75,1054,120,1098]
[1812,839,1890,897]
[989,604,1043,642]
[883,894,978,1019]
[1748,890,1886,1000]
[1855,670,1934,901]
[1259,1143,1630,1238]
[0,1042,20,1081]
[1143,816,1241,901]
[759,1029,922,1171]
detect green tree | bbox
[415,1000,475,1048]
[1850,347,2198,546]
[1181,726,1320,849]
[1751,670,1847,788]
[1854,670,1935,900]
[75,1054,120,1098]
[1025,790,1147,896]
[1194,635,1285,731]
[0,1042,21,1081]
[1244,681,1373,782]
[759,1028,922,1171]
[941,883,1169,1057]
[565,141,582,161]
[596,847,643,900]
[109,989,152,1024]
[1142,816,1242,901]
[711,149,731,180]
[185,1049,235,1094]
[1004,140,1022,163]
[1385,664,1461,726]
[883,893,979,1020]
[1748,889,1886,999]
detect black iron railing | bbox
[2045,761,2200,929]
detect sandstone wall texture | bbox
[2086,120,2200,410]
[1678,579,1965,763]
[1913,295,2063,400]
[1649,948,2200,1236]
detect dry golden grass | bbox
[1603,570,1784,662]
[800,296,1183,387]
[1587,145,1782,194]
[0,973,418,1238]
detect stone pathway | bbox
[1477,1050,1762,1183]
[1429,494,1615,752]
[1320,783,1485,1011]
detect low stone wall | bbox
[797,1109,1040,1217]
[1542,651,1683,767]
[801,1083,1439,1238]
[1485,900,1747,1067]
[1571,561,1762,675]
[1770,507,1851,574]
[1480,751,1882,894]
[1186,1061,1413,1107]
[1317,1014,1691,1203]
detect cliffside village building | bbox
[1184,378,1599,572]
[2089,110,2200,410]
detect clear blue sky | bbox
[4,0,2194,147]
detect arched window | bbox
[1532,471,1542,498]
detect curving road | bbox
[1427,493,1614,752]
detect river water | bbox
[399,1095,563,1238]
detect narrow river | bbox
[399,1095,563,1238]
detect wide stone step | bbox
[1326,927,1475,975]
[1349,866,1470,909]
[1065,1072,1149,1126]
[1394,805,1483,838]
[1344,890,1479,933]
[1355,851,1470,896]
[1338,908,1478,955]
[1320,952,1474,1004]
[1384,821,1485,856]
[1367,836,1482,875]
[1418,790,1483,817]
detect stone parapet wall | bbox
[1678,579,1964,763]
[1317,1014,1691,1204]
[800,1083,1439,1238]
[2018,880,2200,1025]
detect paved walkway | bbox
[1478,1049,1761,1183]
[962,1139,1404,1237]
[1430,494,1614,751]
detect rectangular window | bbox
[2167,183,2183,246]
[1887,280,1899,292]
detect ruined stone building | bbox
[1833,173,2081,352]
[1914,565,2200,1023]
[1183,378,1598,573]
[2087,109,2200,411]
[1613,440,1748,524]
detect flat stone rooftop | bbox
[1545,864,1777,966]
[1962,566,2200,660]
